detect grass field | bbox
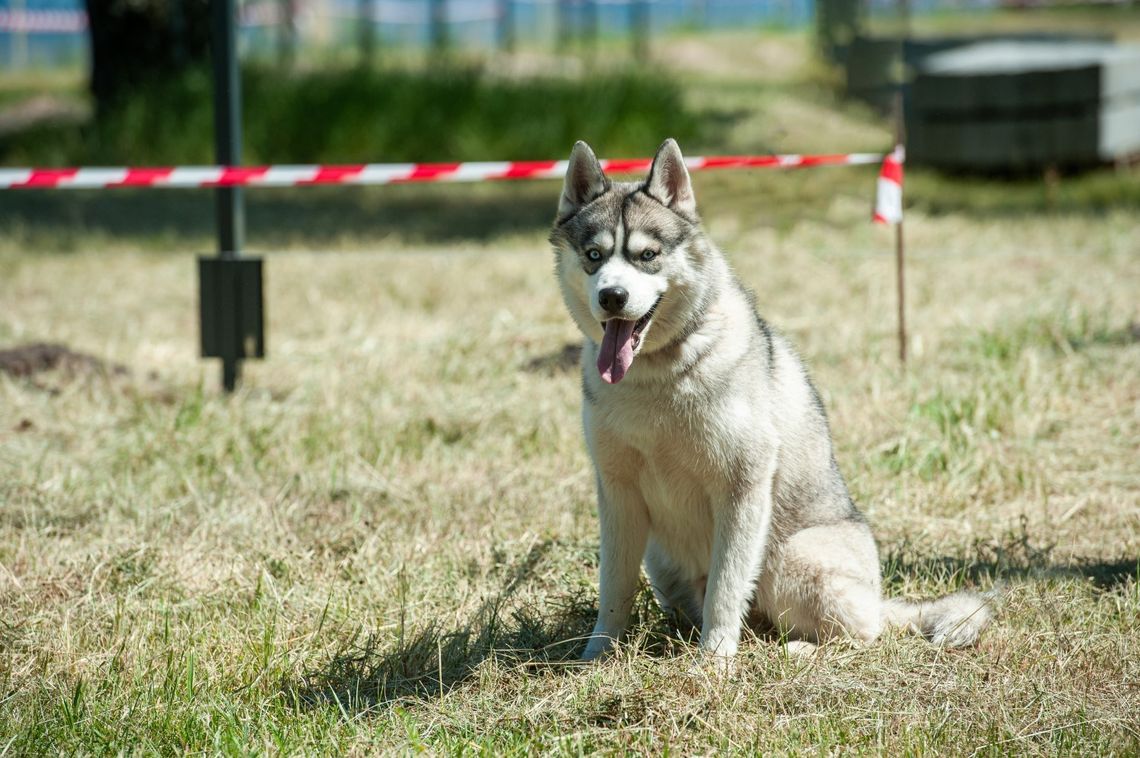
[3,28,1140,755]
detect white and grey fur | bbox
[550,139,993,660]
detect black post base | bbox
[198,256,264,392]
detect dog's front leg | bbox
[582,474,649,661]
[701,475,775,659]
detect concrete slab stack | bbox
[907,41,1140,170]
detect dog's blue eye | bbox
[641,249,658,262]
[586,249,602,262]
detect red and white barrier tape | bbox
[872,145,904,226]
[0,152,885,190]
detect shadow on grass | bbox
[282,540,595,711]
[885,553,1140,593]
[521,342,581,375]
[11,164,1137,255]
[284,528,1136,716]
[283,539,687,713]
[0,182,559,250]
[1,164,875,253]
[883,522,1139,593]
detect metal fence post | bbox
[584,0,598,56]
[631,0,649,60]
[201,0,263,393]
[278,0,296,68]
[359,0,376,64]
[430,0,448,55]
[497,0,514,53]
[556,0,570,53]
[211,0,243,261]
[214,0,242,391]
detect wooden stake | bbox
[895,217,907,364]
[892,7,908,366]
[891,88,907,365]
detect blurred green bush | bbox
[1,64,702,165]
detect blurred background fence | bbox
[4,0,1139,174]
[0,0,1023,69]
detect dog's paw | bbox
[783,640,818,657]
[579,650,607,664]
[580,637,617,663]
[685,650,737,679]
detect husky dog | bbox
[551,139,992,661]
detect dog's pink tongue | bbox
[598,319,637,384]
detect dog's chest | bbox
[595,378,751,449]
[592,386,753,507]
[639,445,715,535]
[586,361,767,573]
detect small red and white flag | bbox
[873,145,904,225]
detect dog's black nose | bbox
[598,287,629,314]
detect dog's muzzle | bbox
[596,297,660,384]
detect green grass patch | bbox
[0,64,703,166]
[971,304,1136,364]
[907,167,1140,217]
[0,69,84,109]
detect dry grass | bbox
[2,27,1139,755]
[2,184,1138,753]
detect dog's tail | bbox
[881,589,998,648]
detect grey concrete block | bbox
[1100,97,1140,158]
[917,42,1140,110]
[907,41,1140,168]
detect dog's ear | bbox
[645,138,696,218]
[558,141,608,221]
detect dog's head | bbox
[550,138,715,384]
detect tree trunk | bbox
[85,0,212,115]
